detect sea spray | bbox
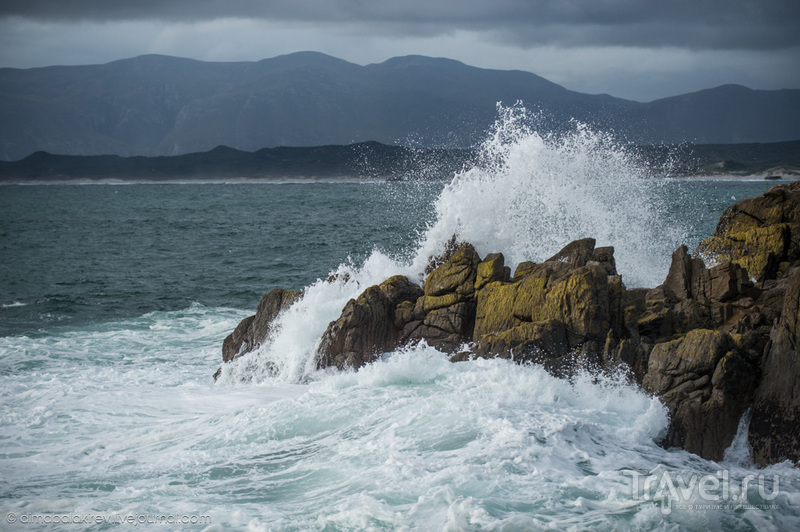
[219,104,692,384]
[216,252,417,384]
[412,103,689,287]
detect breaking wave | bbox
[411,103,687,287]
[218,104,688,385]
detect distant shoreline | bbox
[668,172,800,182]
[1,140,798,183]
[2,174,798,186]
[0,176,385,186]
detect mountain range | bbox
[1,52,799,161]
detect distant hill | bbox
[1,52,799,161]
[0,142,474,181]
[1,140,798,182]
[638,140,800,177]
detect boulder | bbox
[642,329,759,461]
[473,240,627,369]
[696,180,800,282]
[222,288,302,363]
[315,275,423,370]
[401,243,481,352]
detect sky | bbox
[0,1,798,102]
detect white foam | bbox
[215,251,419,385]
[3,308,799,529]
[723,408,754,467]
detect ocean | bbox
[2,113,799,531]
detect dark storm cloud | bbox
[2,0,799,51]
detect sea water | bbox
[2,110,799,531]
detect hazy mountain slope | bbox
[1,52,798,160]
[629,85,800,144]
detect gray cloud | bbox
[1,1,798,102]
[2,0,799,51]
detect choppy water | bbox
[2,110,799,531]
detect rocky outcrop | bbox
[398,243,481,353]
[471,239,626,374]
[633,238,793,463]
[220,181,800,467]
[316,275,423,370]
[222,288,302,364]
[696,180,800,281]
[636,244,765,340]
[642,329,759,461]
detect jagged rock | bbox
[512,261,540,279]
[222,288,302,363]
[402,243,481,352]
[473,240,626,367]
[222,315,255,364]
[423,243,481,298]
[423,234,461,275]
[642,329,759,461]
[214,288,302,380]
[664,244,705,301]
[606,338,651,384]
[540,237,617,276]
[749,267,800,466]
[696,180,800,282]
[474,253,509,291]
[638,245,759,341]
[632,228,798,462]
[315,275,423,370]
[545,237,597,268]
[591,246,618,276]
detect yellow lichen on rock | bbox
[534,264,610,340]
[697,224,788,281]
[695,181,800,282]
[474,253,507,291]
[474,261,613,351]
[419,292,461,313]
[424,244,480,297]
[473,280,524,338]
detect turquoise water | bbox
[2,115,799,531]
[0,181,440,337]
[0,179,773,337]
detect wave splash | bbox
[218,104,688,385]
[411,103,687,287]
